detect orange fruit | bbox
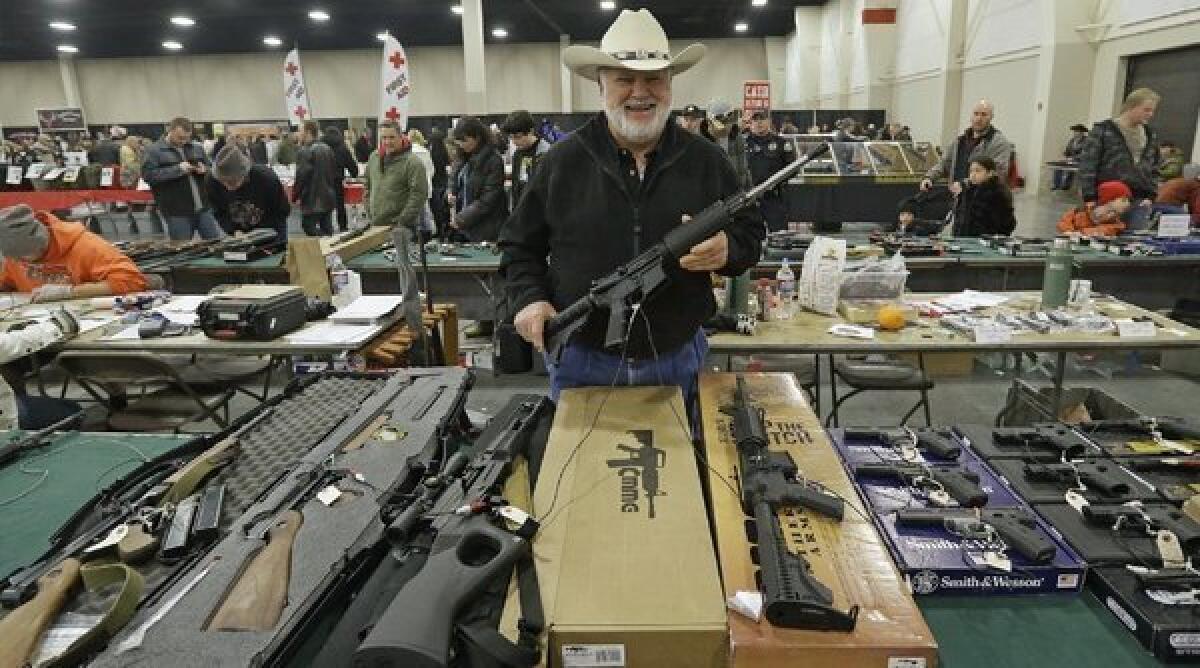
[877,304,907,331]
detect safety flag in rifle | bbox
[378,34,411,134]
[283,48,314,128]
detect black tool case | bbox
[197,285,309,341]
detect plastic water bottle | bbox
[776,258,796,318]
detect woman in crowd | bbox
[951,157,1016,236]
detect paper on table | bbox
[163,311,198,326]
[104,324,143,340]
[330,295,403,324]
[933,290,1010,312]
[286,322,379,345]
[163,295,208,312]
[78,318,113,333]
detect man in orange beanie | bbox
[0,204,148,302]
[1057,180,1132,237]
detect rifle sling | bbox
[43,560,144,668]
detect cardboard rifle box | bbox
[523,386,729,667]
[321,225,392,263]
[698,372,938,668]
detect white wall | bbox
[889,0,953,134]
[960,55,1040,161]
[0,61,68,128]
[0,37,770,126]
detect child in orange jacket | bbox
[0,204,148,302]
[1057,180,1131,237]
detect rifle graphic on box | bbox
[606,430,667,519]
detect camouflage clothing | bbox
[1078,119,1161,202]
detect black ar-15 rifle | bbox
[542,143,830,359]
[727,375,859,631]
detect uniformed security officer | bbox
[744,111,793,231]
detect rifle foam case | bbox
[525,385,728,668]
[829,427,1026,511]
[197,284,308,341]
[1032,502,1200,567]
[957,423,1105,462]
[1089,566,1200,663]
[698,373,939,668]
[987,457,1160,506]
[827,429,1086,597]
[91,368,472,668]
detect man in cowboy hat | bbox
[499,9,765,407]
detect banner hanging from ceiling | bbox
[378,35,411,132]
[283,48,314,128]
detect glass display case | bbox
[782,139,938,177]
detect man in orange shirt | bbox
[0,204,148,302]
[1156,163,1199,225]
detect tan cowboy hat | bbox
[563,9,706,82]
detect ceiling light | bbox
[376,32,390,42]
[451,5,464,15]
[170,16,195,27]
[734,22,749,32]
[492,27,508,38]
[56,45,78,54]
[600,1,616,9]
[308,9,330,21]
[752,0,768,7]
[162,40,184,50]
[263,36,283,47]
[49,21,76,32]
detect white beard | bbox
[604,94,672,145]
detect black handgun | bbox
[1022,461,1132,497]
[992,426,1088,460]
[1083,417,1200,443]
[894,507,1057,564]
[842,427,962,460]
[853,462,986,507]
[1081,503,1200,554]
[1130,567,1200,591]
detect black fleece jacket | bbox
[499,113,765,359]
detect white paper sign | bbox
[5,166,21,184]
[100,167,114,187]
[25,163,47,179]
[41,167,64,181]
[62,166,80,183]
[973,323,1013,344]
[136,178,151,191]
[1158,214,1192,238]
[1115,319,1156,338]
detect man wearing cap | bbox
[0,205,147,302]
[206,145,291,243]
[745,111,793,231]
[678,104,714,142]
[500,9,764,405]
[1051,124,1089,191]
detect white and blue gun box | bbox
[1089,566,1200,663]
[697,374,939,668]
[505,386,729,667]
[828,428,1027,512]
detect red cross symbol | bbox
[384,107,402,121]
[389,51,406,69]
[294,105,308,119]
[285,62,299,76]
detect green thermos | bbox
[1041,237,1072,309]
[726,271,750,316]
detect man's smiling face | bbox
[599,67,673,145]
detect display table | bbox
[0,184,365,210]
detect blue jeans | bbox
[17,395,83,430]
[1052,169,1074,189]
[165,210,223,241]
[1123,201,1154,231]
[545,328,708,430]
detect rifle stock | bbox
[161,409,273,506]
[206,510,303,631]
[0,558,81,668]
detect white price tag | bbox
[561,644,626,667]
[25,163,47,179]
[972,323,1012,344]
[5,166,21,184]
[1115,319,1156,338]
[100,167,114,187]
[136,178,151,191]
[1158,214,1192,238]
[62,166,80,183]
[41,167,64,181]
